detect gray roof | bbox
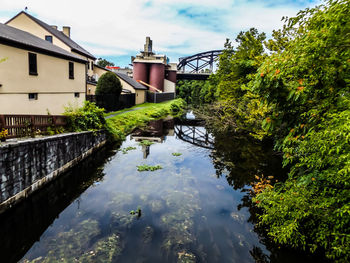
[6,11,95,60]
[115,72,147,90]
[0,23,87,63]
[122,89,132,93]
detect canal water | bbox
[0,113,327,263]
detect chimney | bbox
[62,26,71,38]
[144,36,153,54]
[51,25,57,30]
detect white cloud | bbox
[0,0,320,66]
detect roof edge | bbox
[4,11,25,25]
[0,36,87,64]
[94,63,110,71]
[7,11,96,60]
[72,48,96,60]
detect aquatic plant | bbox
[142,226,154,244]
[137,164,162,172]
[138,140,154,146]
[130,206,142,218]
[172,152,182,156]
[78,234,123,262]
[120,146,136,154]
[178,251,196,263]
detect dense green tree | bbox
[97,58,115,68]
[252,0,350,261]
[176,80,213,106]
[195,0,350,261]
[96,72,122,96]
[209,28,269,138]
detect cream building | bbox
[4,11,148,108]
[6,11,96,89]
[115,72,147,104]
[87,65,147,105]
[0,23,86,114]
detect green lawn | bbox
[104,103,155,117]
[105,99,185,142]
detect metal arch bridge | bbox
[175,121,214,150]
[177,50,223,80]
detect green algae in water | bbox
[77,234,124,263]
[142,226,154,244]
[178,251,196,263]
[25,219,101,262]
[17,115,302,263]
[138,140,154,146]
[130,206,142,218]
[137,164,162,172]
[120,146,136,154]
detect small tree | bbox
[96,72,122,96]
[97,58,115,68]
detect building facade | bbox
[132,37,176,93]
[0,23,86,115]
[6,11,97,92]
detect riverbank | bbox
[105,99,186,143]
[0,130,107,213]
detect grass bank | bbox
[105,99,186,143]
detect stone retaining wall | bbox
[0,131,106,213]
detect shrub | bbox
[96,72,122,96]
[64,101,106,132]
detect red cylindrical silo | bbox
[165,70,177,83]
[149,63,165,92]
[133,62,149,83]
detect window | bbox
[91,61,94,70]
[87,61,90,70]
[45,35,53,43]
[74,92,80,98]
[28,53,37,75]
[28,93,38,100]
[69,62,74,79]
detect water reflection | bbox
[131,118,175,159]
[0,113,328,263]
[175,121,214,150]
[204,115,329,263]
[0,146,115,263]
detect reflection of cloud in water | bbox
[20,122,273,263]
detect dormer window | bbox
[45,35,53,43]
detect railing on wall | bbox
[86,93,136,112]
[147,92,176,103]
[0,115,66,139]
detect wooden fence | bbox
[0,115,66,139]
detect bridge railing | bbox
[177,50,223,73]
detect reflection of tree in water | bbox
[209,127,285,190]
[208,125,330,263]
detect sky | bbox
[0,0,320,67]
